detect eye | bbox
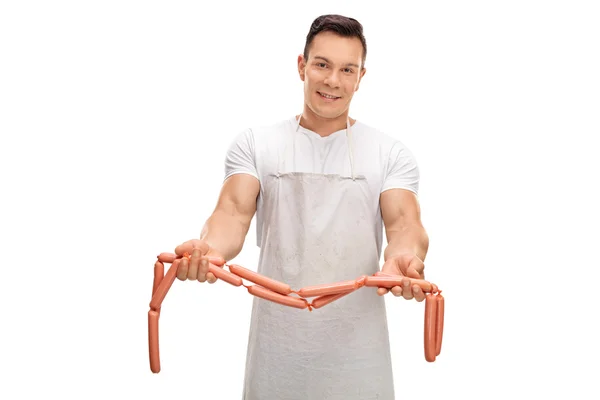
[317,63,327,68]
[344,68,354,73]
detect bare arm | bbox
[200,173,260,261]
[377,188,430,299]
[381,188,429,263]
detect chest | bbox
[255,133,385,207]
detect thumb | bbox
[380,260,397,275]
[175,239,209,256]
[405,257,424,279]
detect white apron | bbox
[241,115,395,400]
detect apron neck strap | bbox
[295,114,355,180]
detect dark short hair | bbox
[303,14,367,68]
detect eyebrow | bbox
[314,56,360,69]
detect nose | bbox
[323,70,341,88]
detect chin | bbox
[307,103,345,120]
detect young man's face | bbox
[298,31,366,120]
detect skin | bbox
[174,30,429,302]
[296,31,366,136]
[378,189,430,302]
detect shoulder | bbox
[227,116,294,150]
[248,116,296,142]
[352,120,415,158]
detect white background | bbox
[1,0,599,398]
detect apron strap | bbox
[294,113,355,180]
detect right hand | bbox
[174,239,225,283]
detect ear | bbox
[297,54,306,81]
[355,67,367,92]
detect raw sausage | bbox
[157,252,176,263]
[148,310,160,373]
[152,260,164,314]
[153,260,164,295]
[436,294,444,356]
[148,252,444,372]
[229,264,292,295]
[157,252,225,266]
[150,259,180,310]
[296,279,359,298]
[311,289,355,309]
[247,285,308,309]
[209,264,243,286]
[424,293,437,362]
[364,276,433,292]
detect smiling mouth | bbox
[317,91,341,100]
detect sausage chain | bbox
[148,252,445,373]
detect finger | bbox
[390,286,403,297]
[402,278,414,300]
[177,257,189,281]
[377,287,389,296]
[412,284,425,302]
[206,272,217,284]
[174,239,209,257]
[197,258,209,283]
[406,264,423,279]
[407,257,425,279]
[187,248,201,280]
[208,256,226,267]
[174,240,196,256]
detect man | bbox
[174,14,429,400]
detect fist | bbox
[377,252,426,302]
[174,239,225,283]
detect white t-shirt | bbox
[223,115,420,250]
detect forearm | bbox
[200,209,250,261]
[383,223,429,262]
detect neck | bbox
[297,106,355,137]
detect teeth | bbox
[319,92,338,99]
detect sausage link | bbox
[247,285,308,309]
[149,259,180,310]
[148,310,160,373]
[157,252,177,263]
[158,252,224,266]
[209,264,243,286]
[229,264,292,295]
[424,293,437,362]
[296,279,359,298]
[364,276,433,292]
[435,293,444,356]
[153,260,164,295]
[311,289,355,309]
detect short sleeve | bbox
[224,128,259,182]
[381,141,420,195]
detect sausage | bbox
[424,293,437,362]
[157,252,177,263]
[435,293,444,356]
[247,285,308,309]
[209,264,243,286]
[228,264,292,295]
[311,289,355,309]
[364,276,433,292]
[149,259,180,310]
[157,252,225,266]
[296,279,360,298]
[148,310,160,373]
[153,260,164,295]
[152,261,164,314]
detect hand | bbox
[173,239,224,283]
[377,252,426,302]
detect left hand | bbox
[377,252,426,302]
